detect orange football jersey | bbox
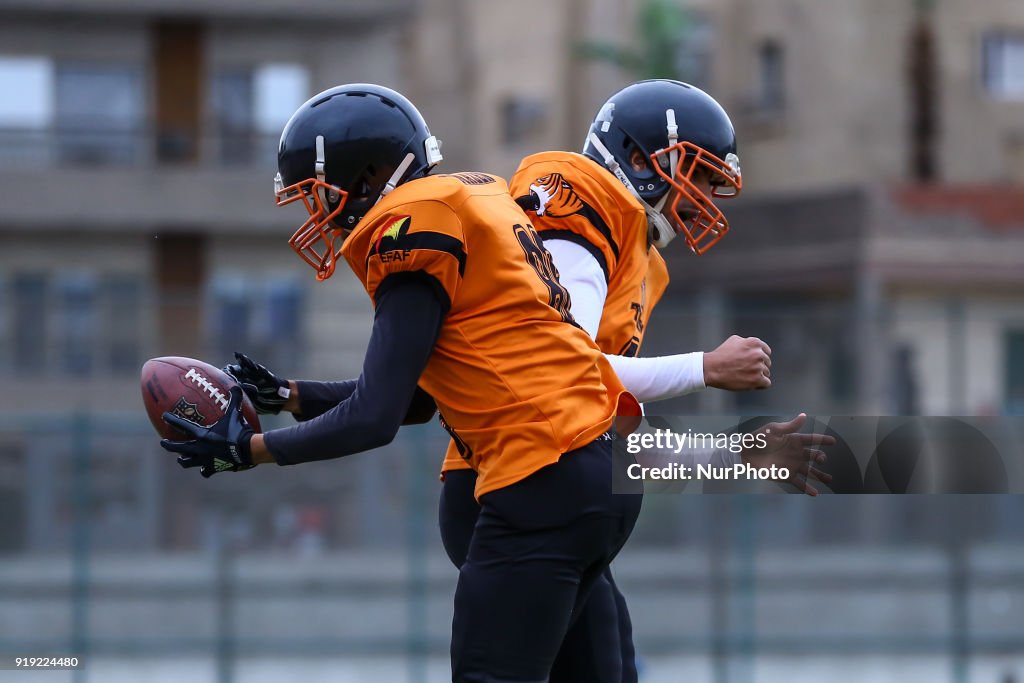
[441,152,668,476]
[340,172,634,499]
[512,151,669,356]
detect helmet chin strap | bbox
[655,108,680,248]
[379,134,444,202]
[587,132,676,249]
[379,153,415,200]
[315,133,443,214]
[314,135,336,209]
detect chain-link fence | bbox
[2,413,1024,682]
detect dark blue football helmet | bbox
[582,79,741,253]
[275,84,443,280]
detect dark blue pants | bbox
[441,437,641,682]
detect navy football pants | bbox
[441,437,641,682]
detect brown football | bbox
[140,356,262,439]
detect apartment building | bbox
[0,0,416,416]
[2,0,1024,552]
[0,1,418,551]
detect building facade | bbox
[2,0,1024,554]
[0,1,419,552]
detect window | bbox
[0,58,146,167]
[0,56,54,166]
[211,69,254,165]
[210,275,252,362]
[5,271,144,378]
[889,344,918,415]
[0,56,53,127]
[983,32,1024,100]
[101,274,143,375]
[1006,330,1024,415]
[11,273,48,375]
[674,14,714,89]
[59,274,97,376]
[758,40,785,112]
[500,97,548,147]
[264,279,304,372]
[210,63,309,165]
[60,273,144,377]
[55,63,144,165]
[0,445,26,551]
[209,275,305,375]
[253,64,309,134]
[827,334,855,403]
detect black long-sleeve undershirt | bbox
[263,274,445,466]
[293,380,436,425]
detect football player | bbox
[159,83,645,681]
[437,79,834,682]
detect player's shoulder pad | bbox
[512,151,598,180]
[511,151,637,212]
[510,151,634,269]
[398,172,510,210]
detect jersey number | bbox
[513,223,575,325]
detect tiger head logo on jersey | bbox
[529,174,584,218]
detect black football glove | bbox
[223,351,291,415]
[160,385,256,478]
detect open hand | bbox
[743,413,835,496]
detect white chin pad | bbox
[648,213,676,248]
[645,192,675,248]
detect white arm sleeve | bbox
[605,353,705,403]
[546,238,707,404]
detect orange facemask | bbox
[650,142,742,255]
[275,177,348,281]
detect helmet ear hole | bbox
[627,146,646,170]
[624,141,655,179]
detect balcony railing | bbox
[0,126,281,169]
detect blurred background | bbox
[1,0,1023,680]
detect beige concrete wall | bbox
[699,0,913,193]
[0,15,150,62]
[404,0,479,170]
[934,0,1024,184]
[205,20,408,97]
[581,0,1024,192]
[407,0,577,178]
